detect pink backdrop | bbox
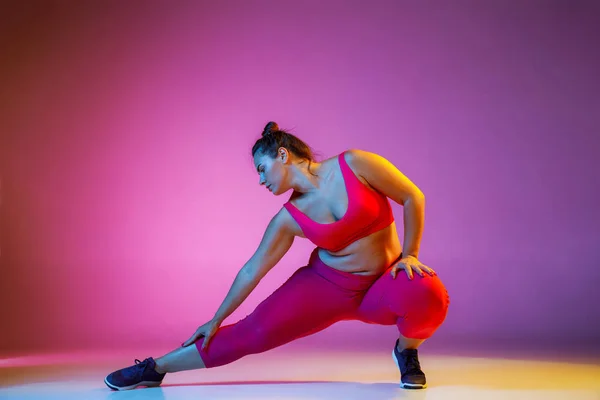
[1,0,599,355]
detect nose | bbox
[259,177,266,186]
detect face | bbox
[253,148,289,195]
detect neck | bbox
[289,159,323,194]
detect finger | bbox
[414,266,425,277]
[183,330,203,347]
[201,333,213,350]
[420,263,434,275]
[391,267,396,279]
[425,266,436,276]
[182,335,196,347]
[405,265,413,280]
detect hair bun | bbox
[262,121,279,137]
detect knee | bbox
[396,296,449,340]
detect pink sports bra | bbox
[283,151,395,252]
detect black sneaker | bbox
[104,357,166,391]
[392,340,427,389]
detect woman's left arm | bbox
[346,149,434,279]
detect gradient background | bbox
[1,0,599,356]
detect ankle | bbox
[397,343,418,352]
[154,360,167,374]
[397,336,425,352]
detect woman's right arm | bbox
[210,208,296,325]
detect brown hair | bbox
[252,122,318,175]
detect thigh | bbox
[355,268,398,325]
[243,265,361,339]
[357,267,450,337]
[197,264,367,368]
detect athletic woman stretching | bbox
[104,122,450,391]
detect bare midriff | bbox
[317,221,402,276]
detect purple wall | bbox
[1,0,599,354]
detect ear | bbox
[278,147,290,163]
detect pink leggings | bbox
[195,248,450,368]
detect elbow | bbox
[241,258,275,283]
[240,264,262,283]
[401,192,424,210]
[415,191,425,204]
[407,191,425,205]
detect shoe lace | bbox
[132,358,151,378]
[403,352,422,374]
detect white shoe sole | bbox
[104,377,162,391]
[392,348,427,389]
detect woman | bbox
[104,122,450,391]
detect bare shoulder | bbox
[343,148,387,176]
[343,149,423,204]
